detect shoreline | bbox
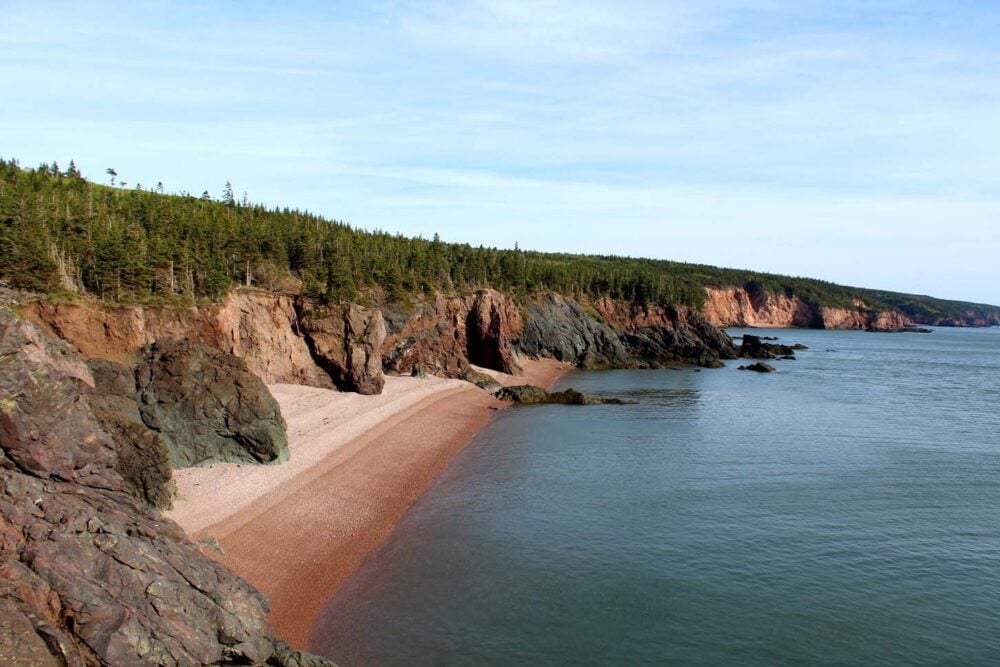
[166,358,572,652]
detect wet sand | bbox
[167,358,571,650]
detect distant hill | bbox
[1,158,996,326]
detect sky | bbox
[2,1,998,305]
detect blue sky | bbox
[2,1,998,304]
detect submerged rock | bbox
[136,340,289,468]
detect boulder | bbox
[136,340,289,467]
[0,309,332,666]
[299,303,386,395]
[739,334,799,359]
[738,362,777,373]
[496,384,631,405]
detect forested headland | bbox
[1,158,995,324]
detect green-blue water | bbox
[313,327,1000,666]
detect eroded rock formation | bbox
[0,309,332,666]
[298,303,387,395]
[382,289,522,381]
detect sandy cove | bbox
[166,358,571,652]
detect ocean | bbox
[313,327,1000,666]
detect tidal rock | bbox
[0,309,332,666]
[299,303,387,394]
[738,362,777,373]
[136,340,289,467]
[739,334,800,359]
[496,384,631,405]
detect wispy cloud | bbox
[2,0,998,302]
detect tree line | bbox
[1,158,986,320]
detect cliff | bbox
[24,288,741,399]
[0,309,332,666]
[703,286,912,331]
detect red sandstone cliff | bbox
[703,287,911,331]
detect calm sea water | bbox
[313,327,1000,666]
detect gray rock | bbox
[516,293,632,368]
[496,384,632,405]
[136,340,289,468]
[738,362,777,372]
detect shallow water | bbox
[314,327,1000,666]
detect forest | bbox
[0,158,993,322]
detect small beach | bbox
[167,358,570,649]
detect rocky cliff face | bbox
[24,291,388,394]
[703,286,911,331]
[382,289,522,381]
[298,304,387,395]
[516,293,737,368]
[24,291,330,387]
[0,309,331,666]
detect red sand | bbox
[167,358,571,651]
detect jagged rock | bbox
[0,309,334,666]
[496,384,631,405]
[136,340,289,467]
[85,359,175,509]
[517,293,737,369]
[299,303,387,395]
[465,290,523,374]
[739,334,800,359]
[382,290,522,380]
[738,362,777,373]
[24,290,334,388]
[517,293,632,368]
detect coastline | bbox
[166,358,571,652]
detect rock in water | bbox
[739,334,800,359]
[496,384,632,405]
[0,309,333,666]
[299,303,387,395]
[738,362,777,373]
[136,340,289,467]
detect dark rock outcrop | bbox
[136,340,289,468]
[739,334,801,360]
[516,293,632,368]
[0,309,332,666]
[516,293,738,369]
[738,362,777,373]
[299,303,387,395]
[85,359,175,510]
[496,384,631,406]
